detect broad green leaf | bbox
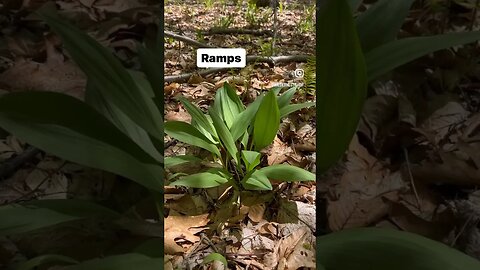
[25,199,121,218]
[0,91,163,191]
[317,0,367,173]
[177,96,218,141]
[366,31,480,80]
[277,86,298,108]
[0,205,80,236]
[253,90,280,151]
[137,45,163,112]
[259,164,315,181]
[165,155,202,168]
[347,0,362,11]
[241,150,261,172]
[209,107,239,164]
[224,82,244,113]
[192,116,218,144]
[18,254,78,270]
[169,169,229,188]
[85,81,162,162]
[134,238,163,258]
[64,254,163,270]
[230,93,265,141]
[0,200,119,236]
[356,0,415,52]
[243,170,272,190]
[203,253,228,267]
[279,102,315,119]
[317,228,480,270]
[38,6,163,140]
[216,83,243,128]
[164,121,220,157]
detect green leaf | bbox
[203,253,228,267]
[242,170,272,190]
[169,169,230,188]
[253,90,280,151]
[177,96,218,142]
[259,164,315,181]
[0,200,119,236]
[347,0,362,11]
[0,91,163,191]
[209,107,239,164]
[164,121,220,157]
[317,0,367,173]
[17,254,78,270]
[216,83,243,128]
[241,150,261,172]
[37,6,163,140]
[276,86,298,108]
[356,0,415,52]
[366,31,480,80]
[317,228,480,270]
[279,102,315,118]
[230,94,265,141]
[64,254,163,270]
[137,45,164,112]
[85,80,162,162]
[134,238,163,258]
[165,155,202,168]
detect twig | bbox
[470,0,480,31]
[202,28,273,36]
[450,214,474,247]
[0,146,41,180]
[403,147,421,211]
[164,31,213,48]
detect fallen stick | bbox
[202,28,273,36]
[165,55,310,83]
[164,31,213,48]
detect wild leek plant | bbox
[165,83,315,192]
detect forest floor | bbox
[0,0,480,269]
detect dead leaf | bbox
[327,135,406,230]
[164,214,209,254]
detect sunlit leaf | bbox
[253,90,279,151]
[164,121,220,157]
[169,169,230,188]
[259,164,315,181]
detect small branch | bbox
[165,55,310,83]
[202,28,273,36]
[403,147,421,211]
[0,146,41,180]
[164,31,213,48]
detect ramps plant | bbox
[165,83,315,192]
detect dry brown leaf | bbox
[420,102,469,144]
[164,214,209,254]
[267,136,293,165]
[264,226,315,270]
[327,135,406,231]
[247,203,266,223]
